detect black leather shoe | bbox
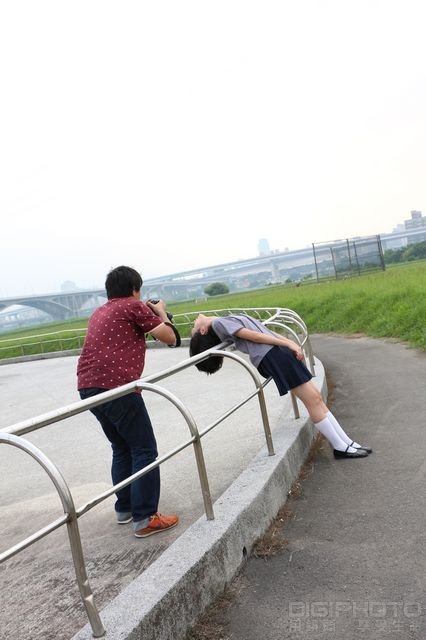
[334,446,368,459]
[351,441,373,454]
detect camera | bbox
[148,299,174,321]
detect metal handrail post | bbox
[304,335,316,375]
[0,433,106,638]
[212,350,275,456]
[135,382,215,521]
[290,392,300,419]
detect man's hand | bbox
[147,299,174,322]
[147,299,167,317]
[146,299,180,347]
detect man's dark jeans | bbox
[79,388,160,522]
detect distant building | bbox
[61,280,79,292]
[386,223,407,249]
[383,210,426,250]
[404,210,426,243]
[258,238,271,256]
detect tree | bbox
[204,282,230,296]
[383,240,426,264]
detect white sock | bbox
[327,411,361,448]
[314,416,357,452]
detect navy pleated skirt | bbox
[257,346,313,396]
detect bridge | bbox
[142,245,317,299]
[0,290,107,322]
[0,227,423,324]
[136,228,425,299]
[0,247,317,324]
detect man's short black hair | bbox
[105,266,143,299]
[189,326,223,374]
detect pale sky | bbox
[1,0,425,297]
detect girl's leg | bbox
[329,412,372,452]
[327,411,365,449]
[290,381,327,423]
[291,381,363,454]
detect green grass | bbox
[0,318,87,359]
[1,261,425,359]
[169,261,426,350]
[0,317,88,339]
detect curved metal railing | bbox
[0,307,315,374]
[0,328,86,358]
[0,307,314,637]
[174,306,315,376]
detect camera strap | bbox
[164,321,181,348]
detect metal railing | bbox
[0,308,312,638]
[0,328,87,358]
[173,306,315,376]
[0,307,314,371]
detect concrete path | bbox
[217,335,426,640]
[0,343,305,640]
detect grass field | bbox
[171,261,426,350]
[0,261,424,359]
[0,320,88,359]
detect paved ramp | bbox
[0,345,320,640]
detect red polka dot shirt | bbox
[77,297,162,390]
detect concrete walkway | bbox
[217,335,426,640]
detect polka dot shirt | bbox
[77,297,162,390]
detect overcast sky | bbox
[1,1,425,297]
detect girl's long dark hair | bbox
[189,326,223,374]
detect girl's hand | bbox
[288,343,304,360]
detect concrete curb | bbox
[72,359,326,640]
[0,339,191,366]
[0,348,82,365]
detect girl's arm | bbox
[234,328,304,360]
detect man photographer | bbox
[77,265,180,538]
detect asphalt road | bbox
[213,335,426,640]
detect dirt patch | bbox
[186,434,326,640]
[325,369,337,406]
[185,582,243,640]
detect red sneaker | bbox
[134,513,179,538]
